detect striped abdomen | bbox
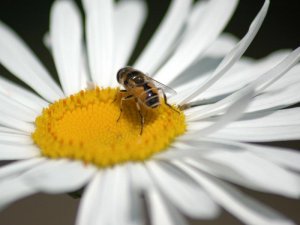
[141,84,159,108]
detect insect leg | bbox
[113,89,127,102]
[117,95,134,122]
[135,99,144,135]
[159,88,180,114]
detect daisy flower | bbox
[0,0,300,224]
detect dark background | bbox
[0,0,299,225]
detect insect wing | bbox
[145,75,177,97]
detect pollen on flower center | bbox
[32,87,186,167]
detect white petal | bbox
[230,108,300,127]
[133,0,192,74]
[146,161,219,219]
[0,177,36,210]
[0,126,27,135]
[0,76,48,113]
[186,86,253,121]
[43,32,51,49]
[128,163,191,225]
[42,32,90,90]
[174,161,296,225]
[146,187,188,225]
[113,0,147,82]
[79,49,91,89]
[0,158,45,179]
[154,0,238,84]
[90,166,138,225]
[0,21,64,102]
[0,144,40,160]
[251,49,300,94]
[179,0,269,104]
[211,124,300,142]
[205,33,239,57]
[0,132,32,145]
[246,79,300,112]
[50,0,83,95]
[187,47,300,121]
[178,50,289,103]
[78,166,143,225]
[0,112,34,133]
[129,162,155,191]
[179,136,300,173]
[183,60,300,112]
[83,0,114,86]
[22,160,96,194]
[187,86,254,135]
[0,93,37,122]
[187,150,300,198]
[249,144,300,172]
[75,172,102,225]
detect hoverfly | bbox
[116,66,178,134]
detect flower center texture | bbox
[32,87,186,167]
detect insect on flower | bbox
[116,66,179,134]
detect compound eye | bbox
[117,68,126,83]
[133,76,144,85]
[116,70,122,83]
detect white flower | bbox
[0,0,300,225]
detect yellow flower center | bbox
[32,87,186,168]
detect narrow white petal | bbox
[211,125,300,142]
[128,163,191,225]
[186,86,253,121]
[0,144,40,160]
[22,160,96,194]
[0,93,37,122]
[85,169,116,225]
[187,48,300,121]
[50,0,83,95]
[79,50,91,89]
[83,0,114,86]
[0,133,32,145]
[91,166,138,225]
[246,79,300,112]
[0,177,36,210]
[154,147,205,161]
[0,126,27,135]
[154,0,238,84]
[188,150,300,198]
[0,76,48,113]
[133,0,192,74]
[178,50,288,103]
[75,172,102,225]
[43,32,51,49]
[188,87,254,135]
[146,161,219,219]
[129,162,154,191]
[179,136,300,173]
[179,0,269,104]
[146,187,188,225]
[0,112,34,133]
[42,32,90,90]
[230,108,300,127]
[0,158,45,179]
[251,49,300,94]
[205,33,239,57]
[0,21,64,102]
[168,35,241,95]
[249,144,300,172]
[113,0,147,82]
[174,161,296,225]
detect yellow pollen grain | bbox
[32,87,186,168]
